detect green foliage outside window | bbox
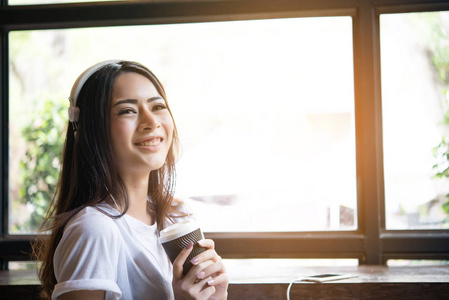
[18,100,65,231]
[428,13,449,223]
[432,139,449,222]
[10,29,69,233]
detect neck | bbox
[121,172,154,225]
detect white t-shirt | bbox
[52,203,174,300]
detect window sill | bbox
[1,265,449,299]
[227,264,449,299]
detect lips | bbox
[134,137,163,147]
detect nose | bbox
[139,108,161,131]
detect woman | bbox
[35,60,229,300]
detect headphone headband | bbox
[68,60,121,122]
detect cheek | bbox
[164,118,175,142]
[110,120,134,149]
[161,115,175,141]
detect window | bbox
[1,0,449,269]
[9,17,356,234]
[380,11,449,230]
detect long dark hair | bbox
[34,61,181,299]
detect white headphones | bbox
[68,60,121,123]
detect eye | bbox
[117,108,137,115]
[152,103,167,111]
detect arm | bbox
[58,290,105,300]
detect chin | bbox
[149,160,167,171]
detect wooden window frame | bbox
[1,0,448,270]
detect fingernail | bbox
[197,239,205,246]
[186,242,193,249]
[207,279,215,285]
[190,257,199,265]
[197,271,205,279]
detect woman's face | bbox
[110,71,174,176]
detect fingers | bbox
[183,259,214,283]
[207,272,229,287]
[192,276,217,299]
[172,239,228,300]
[172,242,194,280]
[190,239,227,277]
[195,257,226,281]
[193,260,214,281]
[191,248,222,266]
[197,239,214,250]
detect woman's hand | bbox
[193,239,229,300]
[172,239,229,300]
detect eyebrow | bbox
[112,96,164,108]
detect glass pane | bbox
[9,17,356,233]
[381,12,449,229]
[8,261,39,271]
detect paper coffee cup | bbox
[160,219,206,275]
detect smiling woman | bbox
[34,60,229,300]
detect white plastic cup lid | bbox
[159,219,200,243]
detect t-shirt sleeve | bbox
[52,209,122,300]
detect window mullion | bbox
[354,0,383,264]
[0,28,8,269]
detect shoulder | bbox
[68,206,119,230]
[54,206,123,275]
[62,206,121,246]
[53,207,124,293]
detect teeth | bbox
[136,138,161,146]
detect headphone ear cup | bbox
[68,106,80,122]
